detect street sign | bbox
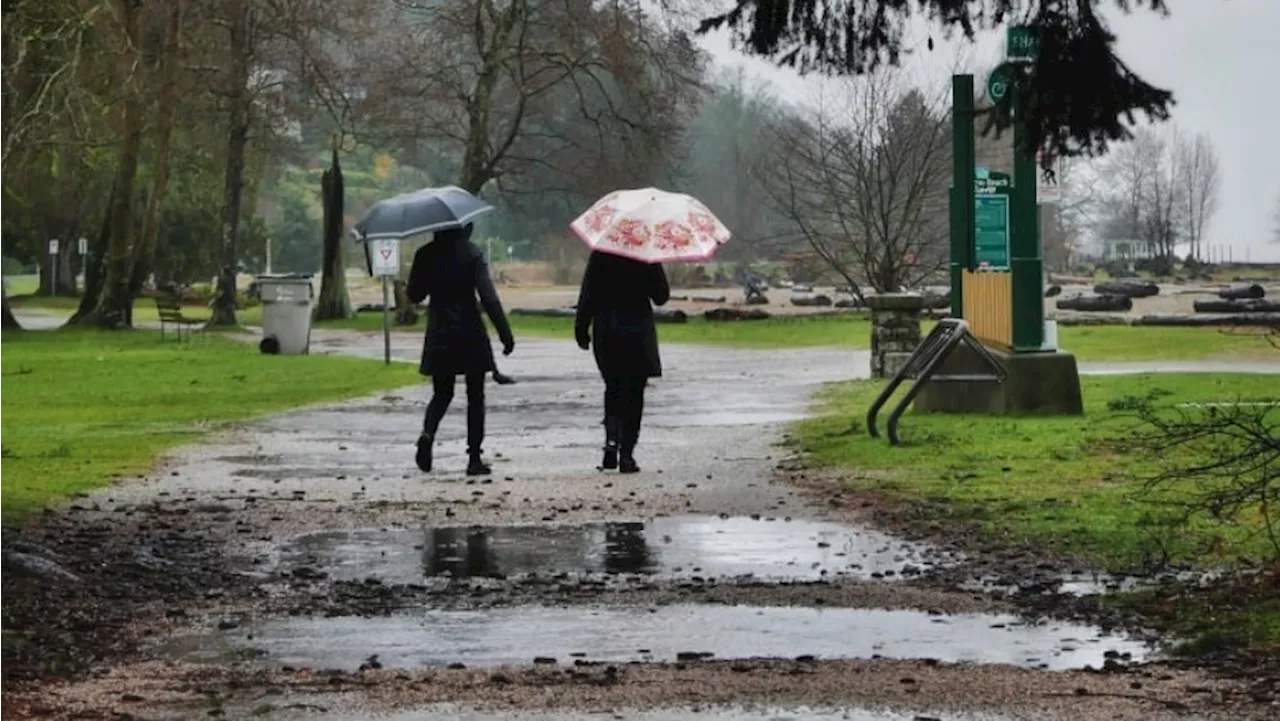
[1036,149,1061,204]
[1006,25,1039,62]
[369,239,400,276]
[48,238,60,254]
[974,169,1012,195]
[78,237,88,255]
[986,63,1014,104]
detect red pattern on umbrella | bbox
[653,220,695,250]
[605,218,651,248]
[582,203,617,233]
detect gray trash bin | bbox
[256,274,314,355]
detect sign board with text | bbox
[78,237,88,255]
[974,170,1012,269]
[369,239,400,277]
[48,238,60,254]
[1006,25,1039,62]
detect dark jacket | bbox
[407,230,514,377]
[575,251,670,378]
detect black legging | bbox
[604,376,647,452]
[423,373,486,455]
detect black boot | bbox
[466,451,491,476]
[618,450,640,474]
[415,432,434,472]
[493,370,516,385]
[601,417,619,470]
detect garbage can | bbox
[256,274,314,355]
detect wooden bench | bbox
[154,295,206,341]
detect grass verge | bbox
[0,328,420,521]
[11,295,1279,359]
[792,371,1280,657]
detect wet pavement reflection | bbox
[184,604,1149,672]
[277,515,958,583]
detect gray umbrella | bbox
[352,185,494,241]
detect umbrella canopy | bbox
[353,186,493,241]
[569,188,731,264]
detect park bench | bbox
[154,295,206,342]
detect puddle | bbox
[176,604,1149,672]
[277,516,957,583]
[963,569,1224,598]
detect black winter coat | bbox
[407,234,514,377]
[574,251,670,378]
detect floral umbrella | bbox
[569,188,731,263]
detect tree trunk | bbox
[128,0,185,320]
[313,146,352,320]
[2,287,21,329]
[209,0,251,327]
[393,280,417,325]
[86,0,144,329]
[69,184,114,324]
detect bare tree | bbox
[1097,126,1221,268]
[363,0,701,322]
[759,73,951,298]
[1271,194,1280,245]
[1175,132,1221,262]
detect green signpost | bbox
[974,171,1011,268]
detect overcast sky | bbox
[693,0,1280,262]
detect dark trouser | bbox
[603,376,647,453]
[423,372,486,455]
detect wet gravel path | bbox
[4,330,1277,720]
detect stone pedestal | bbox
[868,293,924,378]
[914,343,1084,415]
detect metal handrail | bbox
[866,319,1007,446]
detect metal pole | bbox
[381,275,391,365]
[50,251,57,296]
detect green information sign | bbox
[1006,25,1039,62]
[973,170,1011,268]
[974,195,1010,268]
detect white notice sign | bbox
[78,237,88,255]
[370,239,400,276]
[48,238,60,254]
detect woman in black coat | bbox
[574,251,670,473]
[407,224,515,476]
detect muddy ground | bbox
[3,333,1278,720]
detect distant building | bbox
[1100,238,1154,262]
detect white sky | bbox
[693,0,1280,262]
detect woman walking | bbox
[574,250,670,473]
[407,223,514,476]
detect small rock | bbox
[533,656,557,665]
[121,693,144,702]
[447,662,467,670]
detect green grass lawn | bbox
[794,372,1280,656]
[11,295,1278,360]
[0,328,420,521]
[796,372,1279,567]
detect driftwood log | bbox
[791,293,833,307]
[691,295,727,303]
[1193,299,1280,314]
[834,297,862,309]
[704,308,771,322]
[1044,285,1062,298]
[668,294,690,302]
[1136,313,1280,328]
[1093,279,1159,298]
[1216,283,1265,300]
[654,308,688,323]
[790,284,814,293]
[1056,294,1134,312]
[511,307,575,318]
[744,294,769,305]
